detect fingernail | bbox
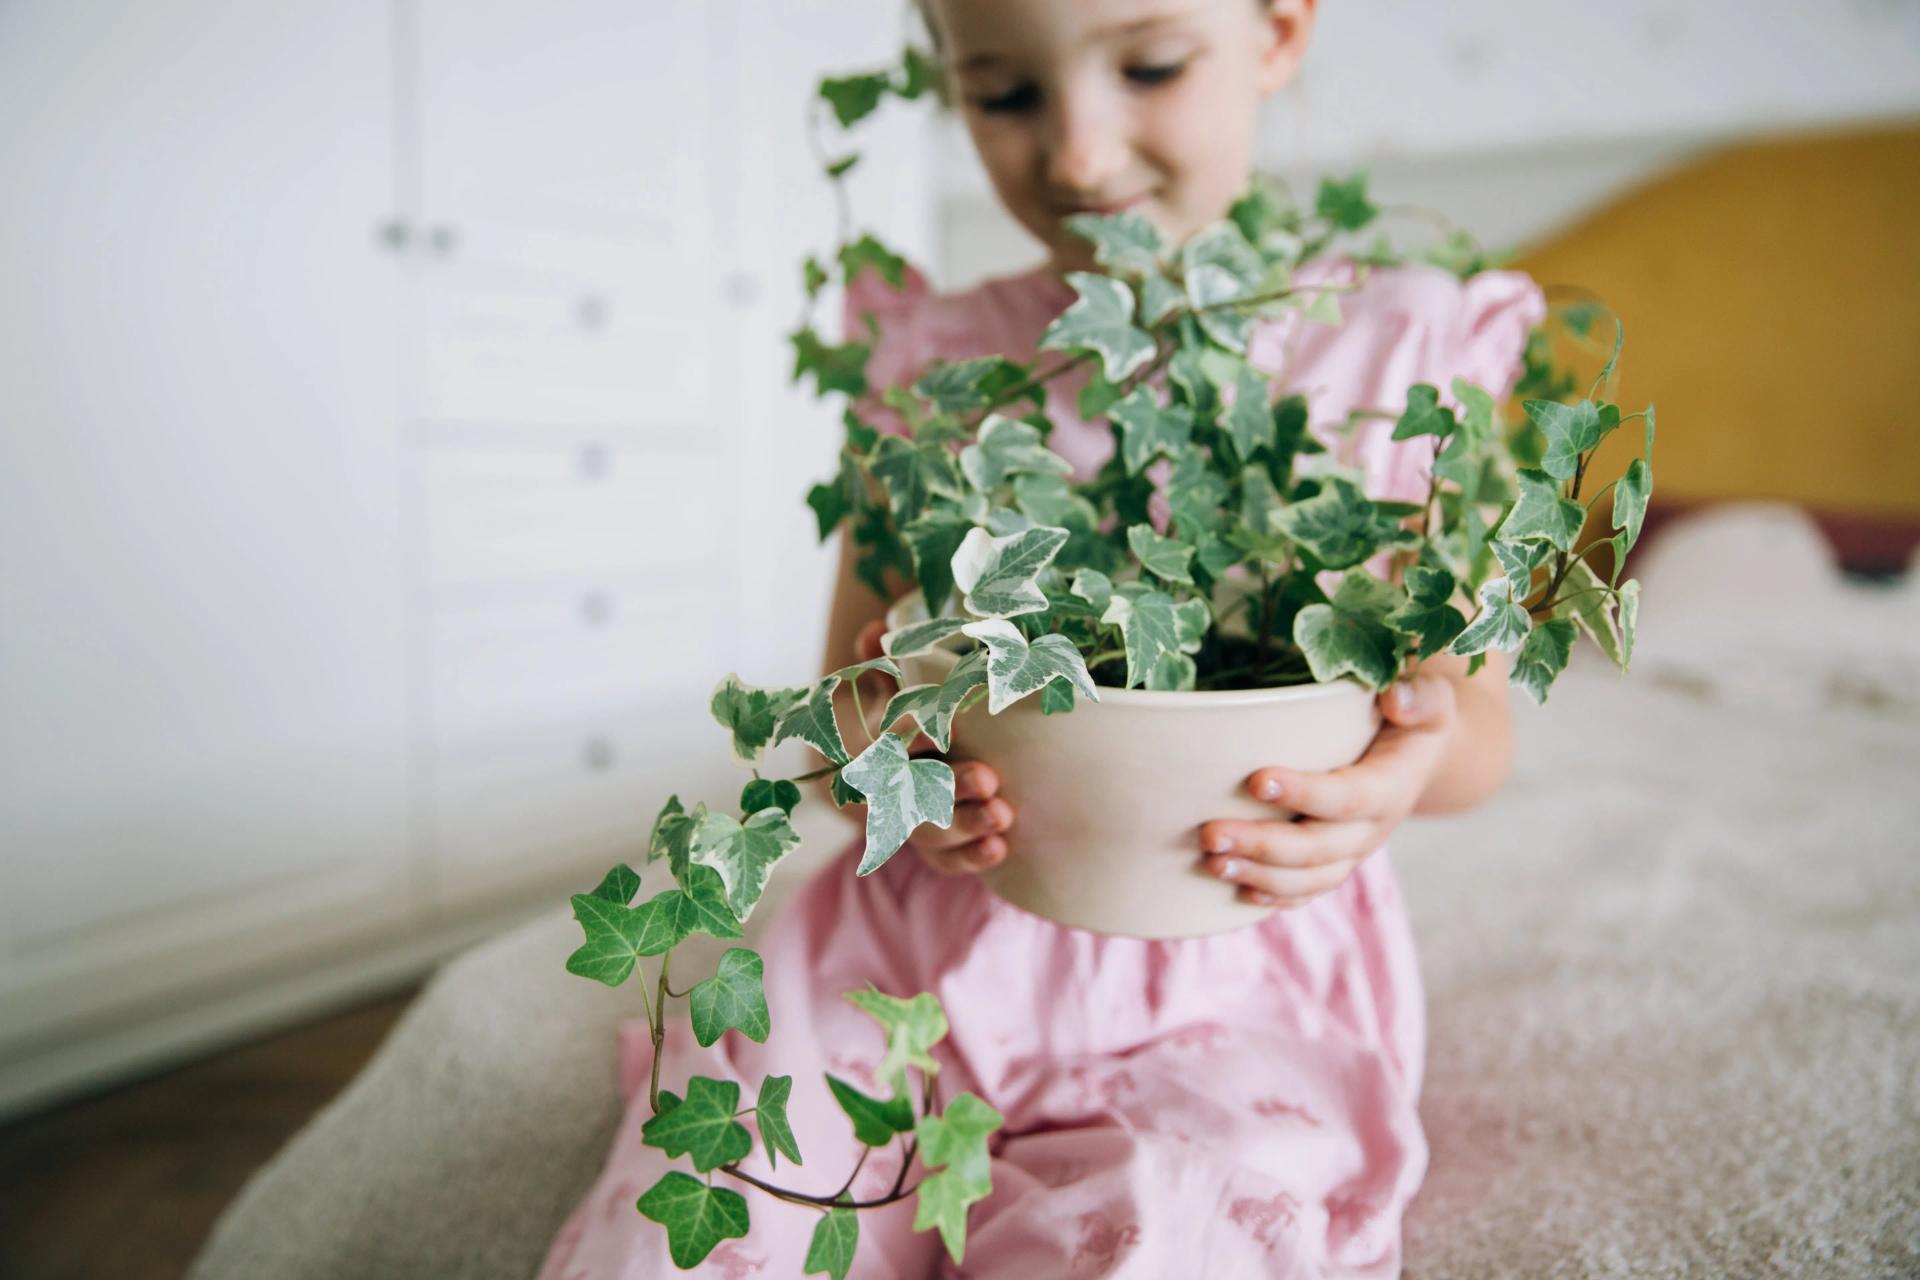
[1394,682,1417,713]
[1215,858,1240,879]
[1206,833,1234,854]
[1257,778,1283,802]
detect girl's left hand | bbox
[1197,674,1459,908]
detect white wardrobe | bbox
[0,0,934,1119]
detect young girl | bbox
[541,0,1540,1274]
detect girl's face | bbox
[927,0,1318,273]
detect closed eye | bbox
[973,82,1040,114]
[1125,62,1186,87]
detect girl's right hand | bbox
[853,618,1013,875]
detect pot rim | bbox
[883,589,1377,710]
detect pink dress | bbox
[538,259,1544,1279]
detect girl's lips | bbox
[1060,195,1149,217]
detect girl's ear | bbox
[1253,0,1319,96]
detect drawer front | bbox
[424,444,727,583]
[427,708,736,907]
[428,580,731,740]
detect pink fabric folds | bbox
[537,257,1543,1278]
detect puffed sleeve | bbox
[841,260,934,439]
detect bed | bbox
[190,503,1920,1278]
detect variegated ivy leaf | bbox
[1010,470,1077,527]
[772,675,859,767]
[1140,267,1184,325]
[1222,364,1275,461]
[1497,469,1585,552]
[1070,567,1114,612]
[879,648,988,753]
[649,794,696,866]
[869,433,965,521]
[959,414,1073,494]
[1127,523,1196,585]
[1387,565,1468,659]
[843,731,955,876]
[1614,457,1651,553]
[1512,618,1577,705]
[960,618,1101,713]
[1109,386,1194,476]
[882,617,970,659]
[1492,538,1554,598]
[1038,273,1156,382]
[1100,585,1210,691]
[951,524,1070,618]
[1392,383,1457,440]
[913,356,1025,415]
[710,675,808,769]
[1147,650,1198,691]
[902,508,975,619]
[686,806,803,921]
[845,987,949,1095]
[1271,476,1405,570]
[1450,579,1533,657]
[1294,570,1404,689]
[1527,398,1619,481]
[1182,222,1265,352]
[1553,559,1625,670]
[1062,210,1164,275]
[1167,450,1230,538]
[1617,578,1641,670]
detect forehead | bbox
[931,0,1223,65]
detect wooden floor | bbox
[0,985,422,1280]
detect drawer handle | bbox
[580,591,614,626]
[582,736,616,772]
[577,443,611,479]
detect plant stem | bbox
[648,952,670,1115]
[717,1162,919,1211]
[1255,565,1274,680]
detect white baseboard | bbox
[0,893,564,1125]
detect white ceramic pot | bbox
[883,590,1382,940]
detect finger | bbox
[919,796,1011,850]
[1203,852,1358,906]
[1242,761,1397,823]
[943,759,1001,803]
[1199,818,1379,869]
[920,832,1008,875]
[1378,673,1456,729]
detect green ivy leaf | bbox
[710,676,808,769]
[634,863,745,956]
[1512,617,1577,705]
[689,947,771,1047]
[1527,399,1618,481]
[845,987,949,1095]
[830,769,863,809]
[960,415,1074,494]
[1387,565,1467,659]
[1127,523,1196,585]
[898,508,974,619]
[790,329,870,398]
[1109,386,1194,476]
[950,524,1070,618]
[1077,369,1128,420]
[1040,678,1076,714]
[805,1208,859,1280]
[588,862,641,907]
[843,732,955,876]
[635,1172,750,1269]
[915,1092,1002,1196]
[1100,586,1209,690]
[960,618,1101,713]
[913,357,1025,415]
[870,434,965,523]
[879,649,988,753]
[819,72,891,127]
[915,1165,992,1265]
[1316,172,1378,231]
[1062,210,1164,275]
[1293,570,1404,688]
[739,778,802,818]
[838,233,907,289]
[826,1074,915,1147]
[1038,273,1156,381]
[1497,469,1586,552]
[1271,477,1401,570]
[687,807,802,921]
[1614,456,1651,552]
[1392,383,1457,440]
[1450,580,1534,656]
[755,1074,802,1170]
[564,891,651,987]
[641,1076,753,1173]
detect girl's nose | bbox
[1044,91,1129,195]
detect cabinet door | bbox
[0,1,410,1047]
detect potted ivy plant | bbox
[554,51,1654,1274]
